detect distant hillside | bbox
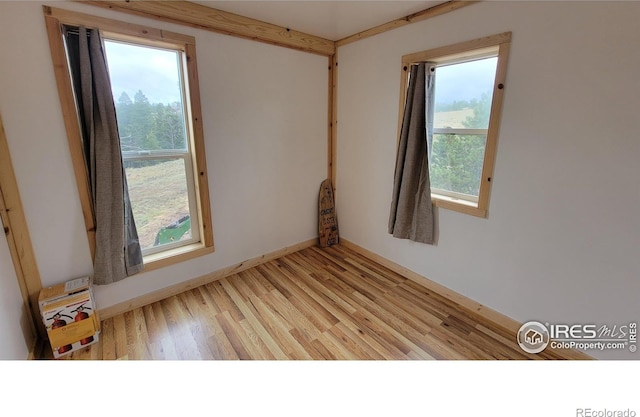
[434,108,474,129]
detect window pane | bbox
[433,57,497,129]
[124,158,192,251]
[104,41,188,151]
[430,134,486,198]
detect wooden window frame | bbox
[44,6,214,273]
[398,32,511,218]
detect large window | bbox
[104,40,200,256]
[399,32,511,217]
[45,7,214,271]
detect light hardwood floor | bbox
[44,245,584,360]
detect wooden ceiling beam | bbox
[336,1,480,48]
[82,0,336,56]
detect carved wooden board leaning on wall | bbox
[318,179,338,247]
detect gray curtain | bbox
[64,26,143,284]
[388,63,435,244]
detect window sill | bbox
[432,194,487,218]
[142,242,215,273]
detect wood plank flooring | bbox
[45,245,580,360]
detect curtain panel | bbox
[388,63,435,244]
[64,26,143,284]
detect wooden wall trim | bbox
[99,238,318,320]
[336,1,479,48]
[0,115,44,340]
[339,238,593,360]
[45,5,196,45]
[44,14,98,260]
[401,31,511,65]
[184,41,214,250]
[82,0,336,56]
[327,54,338,186]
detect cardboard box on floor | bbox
[39,277,100,358]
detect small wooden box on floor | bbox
[39,277,100,359]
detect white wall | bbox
[0,2,327,311]
[0,217,33,359]
[337,1,640,359]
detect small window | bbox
[399,33,511,217]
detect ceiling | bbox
[192,1,447,41]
